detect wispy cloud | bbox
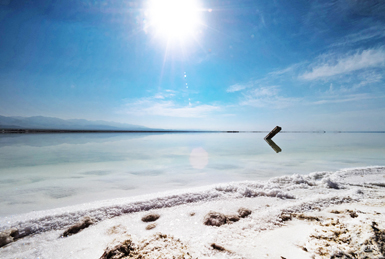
[312,93,376,105]
[122,97,220,118]
[331,25,385,47]
[268,62,304,76]
[240,86,300,108]
[300,48,385,80]
[226,82,253,93]
[352,71,383,90]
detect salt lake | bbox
[0,132,384,216]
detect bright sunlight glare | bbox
[148,0,202,41]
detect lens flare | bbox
[189,147,208,169]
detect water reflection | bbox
[265,139,282,153]
[1,133,385,216]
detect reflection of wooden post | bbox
[265,139,282,153]
[264,126,282,140]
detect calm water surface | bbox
[0,133,384,216]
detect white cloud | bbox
[300,48,385,80]
[154,94,165,99]
[226,82,252,93]
[312,93,375,105]
[268,62,304,76]
[123,98,220,118]
[248,86,279,97]
[240,86,300,108]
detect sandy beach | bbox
[0,166,384,258]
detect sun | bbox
[147,0,202,41]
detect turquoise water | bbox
[0,133,384,216]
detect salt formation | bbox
[100,233,194,259]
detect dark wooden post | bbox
[264,126,282,140]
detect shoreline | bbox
[1,166,385,258]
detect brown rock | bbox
[145,223,157,230]
[203,211,227,227]
[211,243,226,251]
[141,213,160,222]
[226,214,240,223]
[238,208,252,218]
[100,238,135,259]
[280,213,292,222]
[0,228,19,248]
[61,216,95,237]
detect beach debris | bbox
[204,211,228,227]
[0,228,19,248]
[100,236,135,259]
[61,216,95,237]
[141,213,160,222]
[264,126,282,140]
[238,208,252,218]
[145,223,157,230]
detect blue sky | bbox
[0,0,384,130]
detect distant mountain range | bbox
[0,115,150,130]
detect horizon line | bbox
[1,129,385,134]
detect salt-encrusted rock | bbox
[61,216,95,237]
[100,237,135,259]
[238,208,252,218]
[279,213,292,222]
[0,228,19,248]
[130,233,193,259]
[203,211,227,226]
[226,214,240,223]
[141,213,160,222]
[100,233,193,259]
[145,223,157,230]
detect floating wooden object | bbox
[264,126,282,140]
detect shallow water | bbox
[0,132,384,216]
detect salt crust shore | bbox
[0,166,385,258]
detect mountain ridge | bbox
[0,115,150,130]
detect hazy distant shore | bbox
[2,128,384,134]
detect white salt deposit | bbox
[0,166,384,258]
